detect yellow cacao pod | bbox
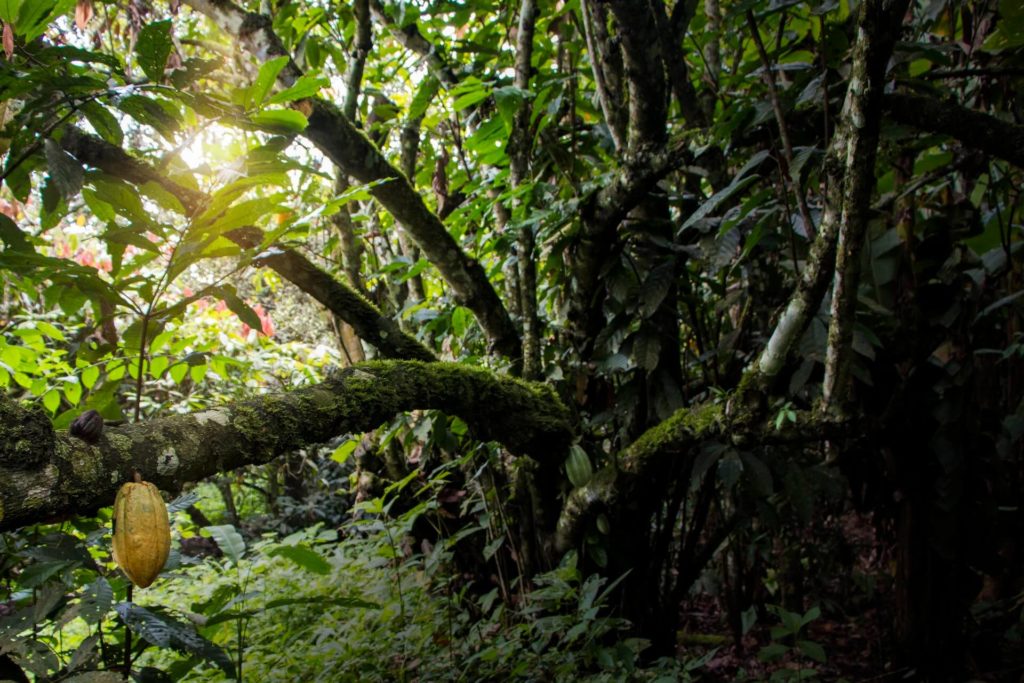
[112,481,170,588]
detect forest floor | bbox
[677,511,910,682]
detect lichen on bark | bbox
[0,361,572,532]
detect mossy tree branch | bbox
[0,361,572,532]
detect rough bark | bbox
[822,0,910,413]
[650,0,706,127]
[580,0,627,152]
[0,361,572,532]
[58,127,434,362]
[605,0,667,154]
[182,0,521,360]
[343,0,372,120]
[753,0,907,382]
[511,0,541,380]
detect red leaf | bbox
[75,0,94,30]
[2,24,13,60]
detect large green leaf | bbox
[43,138,84,199]
[204,524,246,565]
[79,101,124,146]
[0,0,23,24]
[249,108,308,134]
[115,603,235,678]
[248,55,290,108]
[266,75,329,105]
[0,213,31,252]
[135,20,174,82]
[267,545,332,575]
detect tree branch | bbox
[580,0,627,152]
[745,9,816,239]
[752,0,908,383]
[59,127,434,362]
[343,0,372,120]
[367,0,459,86]
[0,361,572,532]
[821,0,910,415]
[884,92,1024,170]
[511,0,541,379]
[182,0,522,360]
[605,0,668,152]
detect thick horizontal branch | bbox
[0,361,572,532]
[182,0,522,361]
[58,127,435,362]
[553,402,850,551]
[884,92,1024,169]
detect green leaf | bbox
[982,0,1024,51]
[631,331,661,372]
[267,75,329,104]
[169,363,188,384]
[565,444,593,488]
[117,95,180,140]
[211,285,262,333]
[204,524,246,565]
[204,596,378,626]
[17,0,70,42]
[81,365,99,389]
[0,214,31,252]
[493,85,527,130]
[681,176,758,232]
[263,595,378,611]
[63,380,82,406]
[149,355,168,378]
[758,643,788,662]
[331,438,357,464]
[249,109,308,134]
[453,84,492,111]
[249,55,290,107]
[115,602,235,677]
[483,536,505,560]
[797,639,827,663]
[268,545,332,575]
[80,101,124,146]
[136,20,173,82]
[42,388,60,413]
[140,180,186,215]
[43,139,85,200]
[406,75,440,123]
[89,176,150,225]
[0,0,23,24]
[640,262,674,318]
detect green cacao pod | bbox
[112,481,170,588]
[565,444,593,488]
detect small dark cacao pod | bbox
[70,410,104,443]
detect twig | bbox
[745,10,817,239]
